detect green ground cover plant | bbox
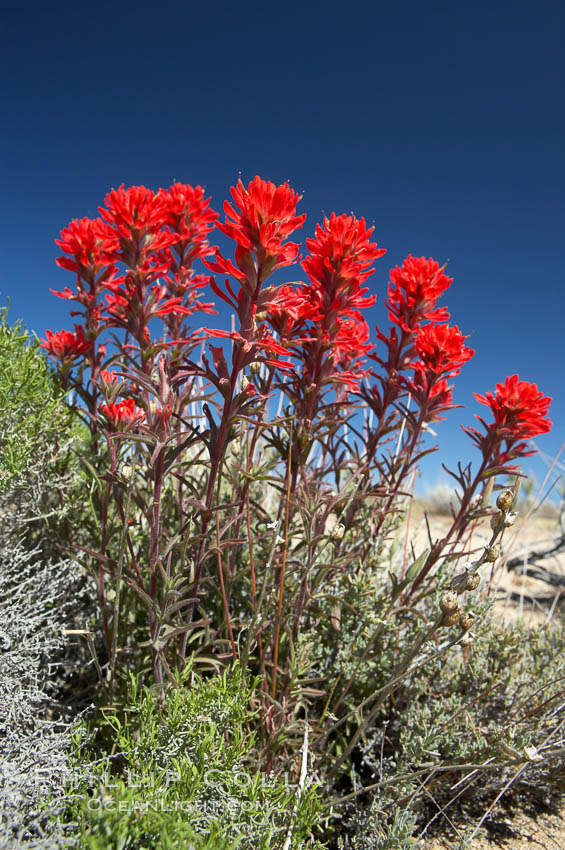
[64,664,323,849]
[3,175,561,847]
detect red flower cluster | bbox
[475,375,552,441]
[387,255,451,333]
[404,323,475,421]
[463,375,552,468]
[331,314,374,361]
[268,214,385,413]
[160,183,217,255]
[265,284,318,340]
[41,326,92,361]
[329,314,374,391]
[99,398,146,430]
[99,185,174,252]
[412,323,474,377]
[405,324,474,421]
[159,184,218,310]
[201,177,310,372]
[205,176,306,290]
[55,217,117,286]
[53,183,220,356]
[366,258,458,431]
[99,369,118,385]
[302,213,385,320]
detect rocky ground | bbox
[422,803,565,850]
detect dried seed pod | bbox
[460,633,474,647]
[465,573,480,591]
[504,511,518,527]
[460,611,476,631]
[496,489,514,511]
[450,572,469,594]
[490,512,503,531]
[440,591,459,614]
[485,546,500,563]
[249,361,261,375]
[442,610,461,627]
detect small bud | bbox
[460,633,474,647]
[490,512,503,531]
[465,573,480,591]
[485,545,500,562]
[122,463,135,482]
[241,375,250,391]
[460,611,476,631]
[496,489,514,511]
[442,610,461,627]
[249,361,261,375]
[231,439,242,456]
[504,511,518,527]
[524,746,542,762]
[421,422,437,436]
[439,592,459,614]
[331,522,345,541]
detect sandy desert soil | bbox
[422,802,565,850]
[408,503,565,849]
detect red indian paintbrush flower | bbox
[100,185,169,242]
[412,323,474,377]
[99,185,178,276]
[464,375,552,468]
[330,314,374,391]
[99,397,146,430]
[156,184,218,322]
[387,255,452,332]
[266,284,319,340]
[272,213,384,418]
[98,369,122,400]
[402,324,473,424]
[474,375,552,441]
[41,326,92,361]
[302,213,385,319]
[99,369,119,386]
[55,217,118,284]
[331,314,374,361]
[204,176,306,290]
[159,183,218,261]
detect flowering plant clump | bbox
[44,175,552,811]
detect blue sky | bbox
[2,0,563,494]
